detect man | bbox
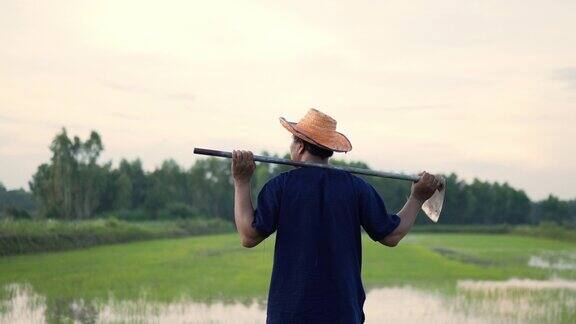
[232,108,440,323]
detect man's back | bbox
[252,167,400,324]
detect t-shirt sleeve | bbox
[251,175,283,238]
[355,177,401,241]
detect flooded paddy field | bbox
[1,233,574,323]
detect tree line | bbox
[1,128,575,226]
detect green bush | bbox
[1,206,33,220]
[158,203,200,220]
[511,222,576,243]
[100,209,150,222]
[0,218,234,256]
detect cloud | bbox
[97,79,153,94]
[0,114,89,131]
[110,112,141,120]
[97,79,195,104]
[382,104,454,111]
[165,93,195,102]
[0,115,23,124]
[554,67,576,88]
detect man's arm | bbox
[232,150,265,248]
[380,172,440,247]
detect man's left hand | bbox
[410,171,441,203]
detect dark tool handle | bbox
[194,147,419,182]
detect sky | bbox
[0,0,575,200]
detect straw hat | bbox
[279,108,352,152]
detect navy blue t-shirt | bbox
[252,166,401,324]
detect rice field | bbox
[0,233,574,323]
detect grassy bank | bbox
[2,219,574,257]
[412,224,513,234]
[510,223,576,242]
[0,218,234,256]
[413,223,576,243]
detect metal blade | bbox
[421,176,446,222]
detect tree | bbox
[25,128,576,224]
[29,128,109,219]
[118,159,148,208]
[113,172,133,210]
[534,195,569,225]
[0,183,37,219]
[49,128,75,219]
[71,132,107,219]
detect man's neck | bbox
[301,153,329,164]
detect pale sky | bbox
[1,0,575,200]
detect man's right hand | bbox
[231,150,256,185]
[410,171,441,203]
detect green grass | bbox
[0,233,574,304]
[362,234,575,289]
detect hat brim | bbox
[279,117,352,152]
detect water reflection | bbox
[458,278,576,291]
[1,280,575,323]
[0,284,45,324]
[528,252,576,271]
